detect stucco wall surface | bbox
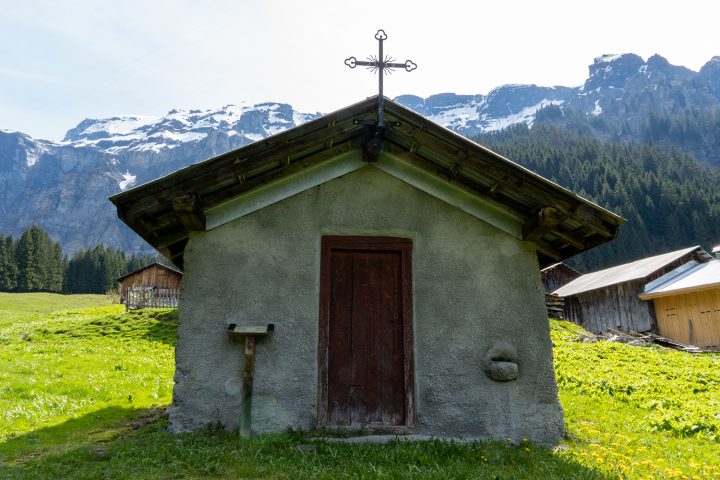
[167,164,564,443]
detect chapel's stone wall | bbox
[168,165,564,443]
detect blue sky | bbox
[2,0,719,141]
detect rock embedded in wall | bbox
[483,341,519,382]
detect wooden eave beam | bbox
[119,137,368,266]
[385,124,619,260]
[522,207,565,242]
[383,143,532,218]
[534,242,563,263]
[125,214,165,246]
[118,138,364,266]
[157,122,362,192]
[172,194,205,232]
[198,140,361,207]
[570,204,620,239]
[579,231,615,252]
[386,122,622,238]
[397,138,570,211]
[118,123,365,221]
[547,228,586,251]
[164,238,188,269]
[154,227,189,251]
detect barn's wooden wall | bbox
[564,280,656,333]
[651,287,720,348]
[120,266,182,293]
[562,250,704,334]
[542,265,581,293]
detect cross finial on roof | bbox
[345,29,417,128]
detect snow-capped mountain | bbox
[395,86,574,137]
[3,53,720,255]
[62,102,321,156]
[0,102,322,254]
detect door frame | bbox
[317,236,415,429]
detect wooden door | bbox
[318,236,414,428]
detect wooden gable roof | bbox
[554,246,712,297]
[116,262,183,282]
[640,259,720,300]
[109,96,624,269]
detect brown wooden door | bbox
[318,237,413,428]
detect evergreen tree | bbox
[16,226,44,292]
[0,235,19,291]
[125,254,160,273]
[97,245,126,293]
[15,226,64,292]
[48,243,66,292]
[63,245,131,294]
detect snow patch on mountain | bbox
[18,135,51,167]
[484,99,564,131]
[25,148,41,167]
[595,54,623,64]
[61,103,321,154]
[396,87,575,137]
[293,111,317,126]
[149,131,207,143]
[119,171,136,191]
[80,115,158,136]
[425,98,486,130]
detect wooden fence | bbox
[123,288,181,310]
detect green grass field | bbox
[0,292,112,326]
[0,293,718,479]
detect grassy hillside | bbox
[552,321,719,479]
[0,295,718,479]
[0,292,112,326]
[0,295,175,468]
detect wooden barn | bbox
[540,263,581,319]
[117,262,183,309]
[541,262,581,293]
[640,260,720,348]
[110,96,623,443]
[554,246,712,333]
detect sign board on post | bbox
[227,323,275,438]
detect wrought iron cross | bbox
[345,29,417,128]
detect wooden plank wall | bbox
[564,280,656,333]
[562,250,705,334]
[652,287,720,348]
[120,266,182,293]
[120,265,183,309]
[542,265,581,293]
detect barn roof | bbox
[540,262,581,275]
[117,262,183,282]
[554,246,709,297]
[640,259,720,299]
[109,96,624,269]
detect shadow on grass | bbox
[0,406,160,463]
[49,309,178,345]
[129,308,178,345]
[1,408,613,480]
